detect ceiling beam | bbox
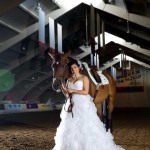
[0,1,83,53]
[98,32,150,57]
[89,0,150,29]
[100,58,120,70]
[0,0,25,15]
[6,48,39,71]
[19,4,38,19]
[0,0,150,55]
[0,20,21,33]
[0,23,38,53]
[100,54,150,70]
[114,54,150,69]
[73,32,150,62]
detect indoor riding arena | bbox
[0,109,150,150]
[0,0,150,150]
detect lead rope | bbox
[64,95,74,118]
[62,80,74,118]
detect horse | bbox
[49,52,116,132]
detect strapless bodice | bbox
[68,80,83,90]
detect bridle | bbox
[51,59,74,117]
[51,60,69,92]
[51,60,61,92]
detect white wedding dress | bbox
[52,80,125,150]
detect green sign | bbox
[0,69,15,92]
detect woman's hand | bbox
[61,83,67,91]
[61,83,69,98]
[67,88,74,93]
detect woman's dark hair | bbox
[68,60,80,73]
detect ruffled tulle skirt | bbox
[52,94,125,150]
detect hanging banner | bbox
[116,69,144,92]
[57,23,62,53]
[38,7,46,58]
[26,104,38,109]
[49,17,55,53]
[0,104,5,110]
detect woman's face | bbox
[70,64,79,75]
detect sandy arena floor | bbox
[0,110,149,150]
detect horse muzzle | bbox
[52,78,61,93]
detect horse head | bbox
[49,51,70,92]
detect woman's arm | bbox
[67,76,89,95]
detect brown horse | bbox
[49,52,116,132]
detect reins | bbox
[61,80,74,118]
[63,95,74,118]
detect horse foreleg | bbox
[95,103,103,121]
[108,97,114,120]
[107,96,115,132]
[102,99,108,130]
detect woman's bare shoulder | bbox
[82,75,89,81]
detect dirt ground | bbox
[0,111,59,150]
[0,110,149,150]
[0,123,54,150]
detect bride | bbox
[52,60,125,150]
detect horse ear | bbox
[64,51,70,57]
[61,51,70,60]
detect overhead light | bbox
[52,0,62,7]
[22,46,26,51]
[108,0,115,4]
[35,2,41,11]
[118,19,124,23]
[103,0,115,4]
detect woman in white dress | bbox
[52,60,125,150]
